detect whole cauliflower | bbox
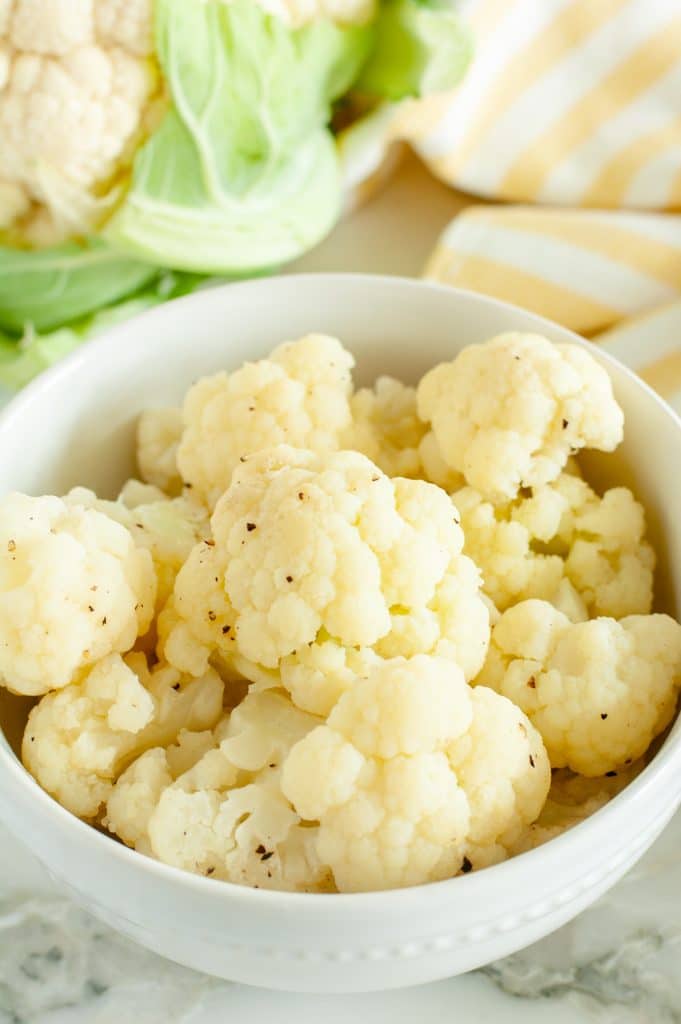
[0,0,160,243]
[478,599,681,775]
[109,689,332,892]
[344,376,426,478]
[136,407,183,495]
[22,651,224,818]
[282,655,550,892]
[177,335,355,508]
[417,333,624,502]
[0,492,155,695]
[162,445,490,715]
[455,471,655,617]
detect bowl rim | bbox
[2,271,681,910]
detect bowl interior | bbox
[0,274,679,764]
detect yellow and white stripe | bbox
[414,0,681,208]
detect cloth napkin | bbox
[348,0,681,413]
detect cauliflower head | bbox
[177,335,355,508]
[417,333,624,502]
[343,376,426,478]
[110,689,332,892]
[478,599,681,775]
[282,655,550,892]
[0,492,155,695]
[22,651,224,818]
[455,471,654,617]
[162,445,490,715]
[0,0,160,244]
[137,407,183,495]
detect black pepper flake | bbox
[255,844,266,855]
[184,482,193,489]
[605,770,617,777]
[101,616,107,625]
[529,755,535,768]
[206,867,215,876]
[183,831,187,836]
[286,575,293,583]
[222,625,231,634]
[461,856,473,874]
[208,610,216,621]
[91,586,98,591]
[562,419,569,429]
[7,540,15,552]
[625,758,632,765]
[269,763,276,768]
[204,539,215,547]
[527,675,536,689]
[513,355,520,361]
[298,492,304,500]
[88,605,94,613]
[260,851,274,862]
[135,523,144,529]
[246,522,256,532]
[519,486,533,499]
[239,456,247,463]
[172,683,180,691]
[371,476,380,482]
[29,736,34,742]
[600,713,608,720]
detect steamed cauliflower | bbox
[478,600,681,775]
[282,655,550,892]
[0,492,155,695]
[162,445,490,715]
[417,333,624,502]
[455,471,654,617]
[0,0,160,243]
[137,407,183,495]
[67,486,209,610]
[344,377,426,478]
[22,651,224,818]
[177,335,355,508]
[108,689,332,891]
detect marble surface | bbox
[2,155,680,1023]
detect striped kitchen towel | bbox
[400,0,681,413]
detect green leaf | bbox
[357,0,473,101]
[106,0,373,273]
[0,271,206,391]
[0,240,159,334]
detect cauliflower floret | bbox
[512,763,642,853]
[162,446,490,715]
[0,493,155,695]
[177,335,355,508]
[136,407,184,496]
[67,486,210,610]
[478,600,681,775]
[344,377,426,478]
[22,651,224,818]
[282,656,549,892]
[455,472,654,617]
[0,0,160,244]
[103,729,215,851]
[118,479,168,508]
[417,333,624,502]
[418,431,465,491]
[114,689,332,891]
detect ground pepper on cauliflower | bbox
[22,651,224,818]
[0,492,155,695]
[161,445,490,715]
[478,599,681,776]
[417,333,624,502]
[177,335,355,508]
[108,689,332,892]
[455,471,655,617]
[281,655,550,892]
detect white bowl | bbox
[0,274,680,994]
